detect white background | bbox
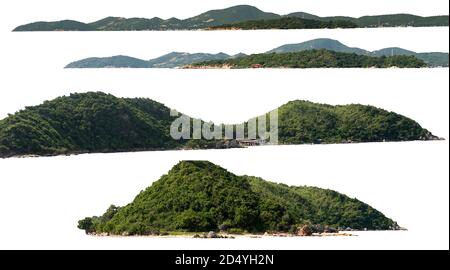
[0,1,448,250]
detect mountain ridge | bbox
[0,92,439,158]
[13,5,449,31]
[65,39,449,68]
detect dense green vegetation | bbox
[13,5,448,31]
[0,92,183,157]
[209,17,357,29]
[0,92,437,158]
[189,49,428,68]
[78,161,399,235]
[274,100,436,144]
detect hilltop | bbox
[0,92,183,157]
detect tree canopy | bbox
[78,161,399,235]
[189,49,427,68]
[0,92,437,158]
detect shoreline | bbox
[87,232,358,239]
[2,138,445,159]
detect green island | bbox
[66,39,449,68]
[13,5,448,31]
[78,161,401,237]
[186,49,427,68]
[0,92,438,158]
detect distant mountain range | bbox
[66,52,244,68]
[13,5,449,31]
[0,92,438,158]
[65,39,449,68]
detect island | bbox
[65,39,449,68]
[13,5,449,31]
[78,160,402,237]
[0,92,439,158]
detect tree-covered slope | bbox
[78,161,399,235]
[185,5,280,28]
[247,176,397,231]
[0,93,438,158]
[275,100,436,144]
[0,92,182,157]
[187,49,428,68]
[13,5,448,31]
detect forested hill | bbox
[274,100,437,144]
[187,49,428,68]
[77,160,400,235]
[0,92,183,157]
[13,5,449,31]
[0,92,438,158]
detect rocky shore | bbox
[86,224,407,238]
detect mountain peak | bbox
[169,160,237,180]
[223,4,262,11]
[187,4,279,26]
[268,38,370,55]
[173,160,218,169]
